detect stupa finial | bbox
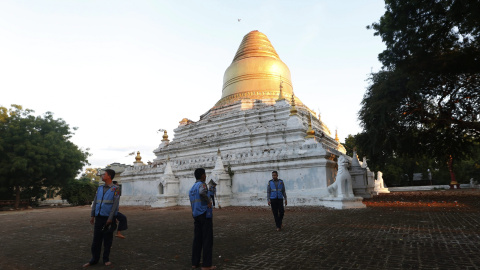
[335,129,340,142]
[162,130,169,142]
[305,114,315,139]
[289,93,297,116]
[276,76,285,101]
[134,151,142,163]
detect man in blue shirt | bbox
[83,169,120,267]
[267,171,287,231]
[189,168,216,269]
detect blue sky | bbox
[0,0,386,169]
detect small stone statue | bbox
[328,156,354,198]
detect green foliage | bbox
[0,185,13,200]
[60,178,98,206]
[0,105,90,207]
[82,168,101,182]
[343,134,365,158]
[360,0,480,176]
[347,133,480,186]
[343,135,355,157]
[451,141,480,183]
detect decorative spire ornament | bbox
[335,129,340,142]
[289,93,297,116]
[305,114,315,138]
[276,76,285,101]
[134,151,142,163]
[162,130,169,142]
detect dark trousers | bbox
[270,199,284,229]
[116,212,128,231]
[192,212,213,267]
[90,216,113,264]
[210,195,215,207]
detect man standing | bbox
[267,171,287,231]
[189,168,216,270]
[83,169,120,267]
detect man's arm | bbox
[199,183,212,207]
[108,194,120,222]
[90,191,97,217]
[282,181,287,205]
[90,190,97,224]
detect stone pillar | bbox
[152,161,179,207]
[349,151,372,198]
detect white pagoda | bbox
[120,30,384,209]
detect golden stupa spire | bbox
[305,114,315,139]
[134,151,142,163]
[162,130,169,142]
[215,30,299,108]
[289,93,297,116]
[335,129,340,142]
[276,77,285,101]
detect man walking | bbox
[83,169,120,267]
[267,171,287,231]
[189,168,216,269]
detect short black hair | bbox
[272,171,278,175]
[194,168,206,180]
[105,169,116,180]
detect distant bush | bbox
[60,178,98,206]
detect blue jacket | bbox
[269,180,285,199]
[189,181,208,217]
[94,185,118,217]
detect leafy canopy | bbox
[0,105,89,200]
[60,178,98,206]
[359,0,480,168]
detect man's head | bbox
[103,169,116,183]
[194,168,206,182]
[272,171,278,180]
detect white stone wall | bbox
[120,99,365,209]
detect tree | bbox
[0,105,89,208]
[360,0,480,182]
[343,134,365,158]
[82,168,101,182]
[59,178,98,206]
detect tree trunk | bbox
[447,155,459,189]
[15,185,20,209]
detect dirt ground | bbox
[0,189,479,270]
